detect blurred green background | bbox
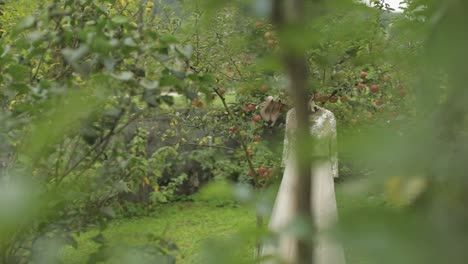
[1,0,468,263]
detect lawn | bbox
[58,183,374,264]
[59,200,257,264]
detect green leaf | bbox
[160,34,179,44]
[91,37,112,54]
[123,37,137,47]
[91,233,107,244]
[64,234,78,249]
[160,75,180,87]
[140,79,159,90]
[171,70,186,80]
[161,95,174,106]
[111,16,129,24]
[16,16,35,30]
[100,206,116,218]
[143,90,159,107]
[113,181,130,193]
[111,71,134,81]
[11,83,30,94]
[62,45,89,64]
[6,64,29,81]
[176,45,193,59]
[103,109,121,119]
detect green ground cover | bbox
[59,200,257,264]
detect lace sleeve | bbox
[329,113,339,178]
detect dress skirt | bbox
[262,159,346,264]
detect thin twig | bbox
[215,33,245,80]
[56,112,141,186]
[212,87,260,185]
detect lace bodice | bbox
[282,107,339,178]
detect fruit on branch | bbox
[329,96,338,103]
[360,71,368,79]
[313,92,321,102]
[218,87,226,95]
[375,99,383,106]
[340,95,349,103]
[252,114,262,122]
[268,39,277,47]
[264,31,272,38]
[256,21,264,27]
[320,95,329,103]
[358,82,366,89]
[229,127,238,134]
[257,167,267,175]
[192,98,203,108]
[370,84,379,93]
[247,104,256,111]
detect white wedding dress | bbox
[262,106,346,264]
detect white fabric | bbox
[263,107,345,264]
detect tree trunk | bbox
[272,1,322,263]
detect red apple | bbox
[257,167,267,175]
[192,98,203,108]
[375,99,383,106]
[252,115,262,122]
[313,92,321,102]
[329,96,338,103]
[358,82,366,89]
[264,31,272,38]
[268,39,276,47]
[218,87,226,95]
[229,127,237,134]
[247,104,256,111]
[370,84,379,93]
[360,71,368,79]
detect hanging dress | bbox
[262,107,346,264]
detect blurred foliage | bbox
[1,0,468,263]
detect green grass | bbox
[59,200,257,264]
[59,183,376,264]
